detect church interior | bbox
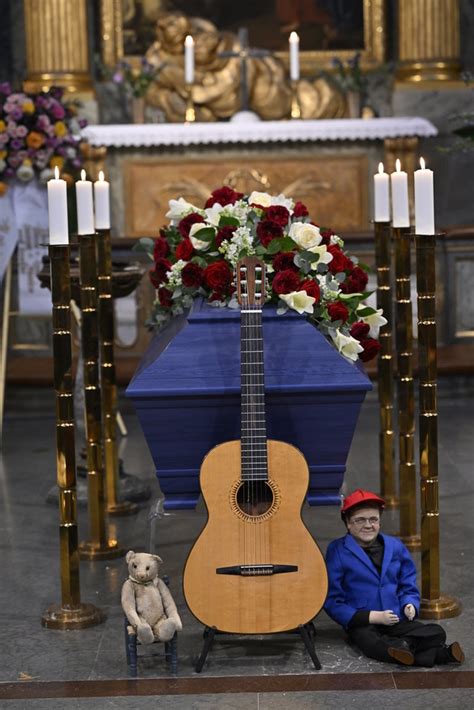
[0,1,473,708]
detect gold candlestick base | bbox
[290,80,301,119]
[420,595,462,620]
[185,83,196,123]
[42,602,106,630]
[79,538,124,560]
[108,500,138,516]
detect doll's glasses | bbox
[350,516,380,527]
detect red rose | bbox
[158,286,173,308]
[204,260,233,292]
[175,238,194,261]
[327,302,349,323]
[327,244,354,274]
[359,337,381,362]
[178,213,205,239]
[293,201,309,218]
[153,236,170,260]
[273,252,298,272]
[298,279,321,303]
[341,266,369,294]
[319,228,336,245]
[205,186,243,208]
[216,225,236,247]
[272,269,300,295]
[149,257,171,288]
[350,321,371,340]
[182,262,204,288]
[265,205,290,227]
[257,219,283,247]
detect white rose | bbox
[165,197,199,220]
[357,306,388,338]
[248,190,272,208]
[189,221,213,251]
[289,222,322,251]
[332,330,364,362]
[280,291,315,315]
[16,163,34,182]
[271,194,294,212]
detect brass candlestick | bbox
[374,221,398,508]
[393,225,420,549]
[78,232,124,560]
[416,231,461,619]
[290,80,301,119]
[42,245,104,629]
[96,228,136,516]
[185,83,196,123]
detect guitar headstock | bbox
[236,256,266,308]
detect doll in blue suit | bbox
[324,489,464,666]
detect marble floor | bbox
[0,379,473,709]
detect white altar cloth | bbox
[82,117,437,149]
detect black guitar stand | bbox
[194,621,321,673]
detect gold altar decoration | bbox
[374,222,397,509]
[416,232,461,619]
[42,245,104,629]
[100,1,386,75]
[78,232,124,560]
[144,13,345,122]
[23,0,94,95]
[397,0,460,82]
[393,226,420,550]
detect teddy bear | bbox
[121,551,183,644]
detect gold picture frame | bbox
[100,0,386,71]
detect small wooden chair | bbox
[123,576,178,677]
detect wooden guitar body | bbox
[183,439,328,634]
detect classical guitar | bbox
[183,256,328,634]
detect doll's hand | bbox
[404,604,416,621]
[369,610,399,625]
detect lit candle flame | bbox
[420,157,426,170]
[184,34,194,47]
[81,169,86,181]
[54,166,59,180]
[99,170,105,181]
[378,162,384,174]
[395,159,401,172]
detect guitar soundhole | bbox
[236,481,274,517]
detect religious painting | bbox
[101,0,386,71]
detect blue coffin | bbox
[126,300,372,510]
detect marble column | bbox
[397,0,461,82]
[23,0,93,94]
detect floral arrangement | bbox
[138,186,386,363]
[109,58,159,98]
[331,52,367,94]
[0,83,86,195]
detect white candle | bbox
[390,159,410,228]
[374,162,390,222]
[47,166,69,245]
[94,170,110,230]
[414,157,434,235]
[75,169,95,235]
[289,31,300,81]
[184,35,194,84]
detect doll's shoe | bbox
[448,642,465,664]
[388,645,415,665]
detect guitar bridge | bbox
[216,564,298,576]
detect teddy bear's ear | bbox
[125,550,135,564]
[152,554,163,565]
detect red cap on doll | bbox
[341,489,385,518]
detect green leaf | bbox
[255,245,267,256]
[266,238,283,254]
[356,306,376,317]
[192,256,208,268]
[280,236,297,251]
[218,215,240,227]
[192,227,215,241]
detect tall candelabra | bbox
[393,226,420,549]
[416,231,461,618]
[78,232,124,560]
[374,221,398,508]
[96,228,136,516]
[42,245,104,628]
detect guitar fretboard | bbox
[240,308,268,481]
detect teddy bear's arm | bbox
[157,578,183,631]
[121,580,143,628]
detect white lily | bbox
[358,306,387,338]
[271,194,295,212]
[332,330,364,362]
[280,291,315,315]
[165,197,199,220]
[205,202,224,226]
[308,244,333,265]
